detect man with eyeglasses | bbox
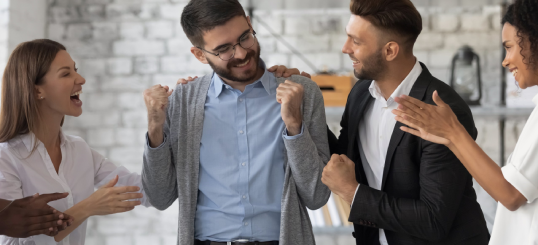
[141,0,331,245]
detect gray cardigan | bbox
[142,74,331,245]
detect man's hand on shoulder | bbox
[176,76,198,85]
[268,65,311,79]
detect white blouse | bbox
[0,131,151,245]
[490,94,538,245]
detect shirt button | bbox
[242,195,246,199]
[239,98,243,102]
[241,162,246,166]
[244,222,248,226]
[239,130,244,134]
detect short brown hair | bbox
[350,0,422,49]
[181,0,247,48]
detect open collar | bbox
[368,59,422,107]
[211,59,275,98]
[20,130,67,152]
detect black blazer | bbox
[328,63,490,245]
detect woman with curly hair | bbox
[392,0,538,243]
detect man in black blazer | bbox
[320,0,490,244]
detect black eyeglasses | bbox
[198,31,257,61]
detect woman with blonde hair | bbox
[0,39,152,245]
[393,0,538,243]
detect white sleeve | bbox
[502,128,538,203]
[351,184,360,206]
[502,163,538,204]
[0,236,23,245]
[92,149,152,207]
[0,157,23,201]
[0,156,58,244]
[0,158,25,244]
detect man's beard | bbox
[352,49,386,81]
[207,44,261,83]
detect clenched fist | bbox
[276,80,304,136]
[322,154,359,205]
[144,84,173,147]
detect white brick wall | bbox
[107,57,133,75]
[0,0,8,81]
[113,40,166,56]
[119,22,145,39]
[461,14,491,31]
[432,14,460,32]
[0,0,525,244]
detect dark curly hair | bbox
[502,0,538,70]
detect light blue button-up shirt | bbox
[195,67,301,242]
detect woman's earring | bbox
[40,97,43,99]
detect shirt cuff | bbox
[502,163,538,203]
[282,124,304,140]
[351,184,360,206]
[145,132,168,150]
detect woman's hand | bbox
[82,175,142,216]
[392,90,466,146]
[55,175,142,242]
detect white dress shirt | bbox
[352,59,422,245]
[0,131,151,245]
[489,93,538,245]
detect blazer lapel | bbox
[381,63,432,190]
[348,83,374,152]
[347,81,374,186]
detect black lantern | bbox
[450,45,482,106]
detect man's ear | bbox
[191,47,208,64]
[384,41,400,62]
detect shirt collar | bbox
[368,59,423,105]
[20,130,67,152]
[534,93,538,105]
[211,59,275,98]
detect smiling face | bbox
[502,23,538,89]
[35,50,86,118]
[192,15,261,83]
[342,15,388,81]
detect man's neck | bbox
[375,56,417,100]
[220,67,265,92]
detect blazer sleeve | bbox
[348,103,477,242]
